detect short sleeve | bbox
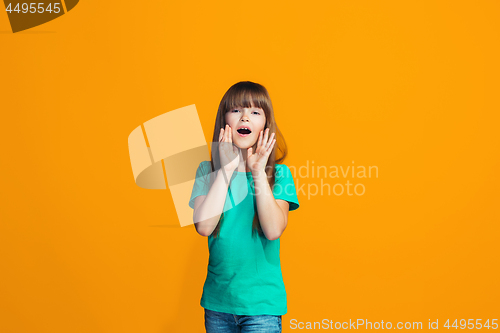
[273,164,300,211]
[188,161,213,209]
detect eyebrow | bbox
[234,107,262,111]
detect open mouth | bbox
[237,128,252,136]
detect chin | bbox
[234,143,249,149]
[234,141,254,150]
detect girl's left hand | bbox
[247,128,276,176]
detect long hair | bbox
[208,81,288,238]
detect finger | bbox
[224,124,229,142]
[267,138,276,151]
[228,125,232,143]
[219,128,223,142]
[258,129,263,148]
[265,132,275,150]
[262,131,271,150]
[247,147,252,159]
[263,128,269,146]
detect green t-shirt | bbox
[188,161,300,315]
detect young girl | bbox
[188,81,300,333]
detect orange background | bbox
[1,1,499,332]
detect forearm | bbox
[194,168,234,236]
[252,172,285,240]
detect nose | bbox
[239,110,251,123]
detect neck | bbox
[238,148,250,172]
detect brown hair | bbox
[208,81,288,238]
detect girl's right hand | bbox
[219,124,240,173]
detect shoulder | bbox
[199,160,212,169]
[196,161,213,176]
[275,163,290,171]
[274,163,291,178]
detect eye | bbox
[253,111,260,115]
[232,109,240,113]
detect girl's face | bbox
[225,104,266,149]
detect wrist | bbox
[219,167,235,178]
[223,165,237,173]
[251,169,268,180]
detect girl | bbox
[188,81,300,333]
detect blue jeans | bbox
[204,308,282,333]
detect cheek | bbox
[224,116,234,127]
[256,123,266,134]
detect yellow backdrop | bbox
[1,1,498,332]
